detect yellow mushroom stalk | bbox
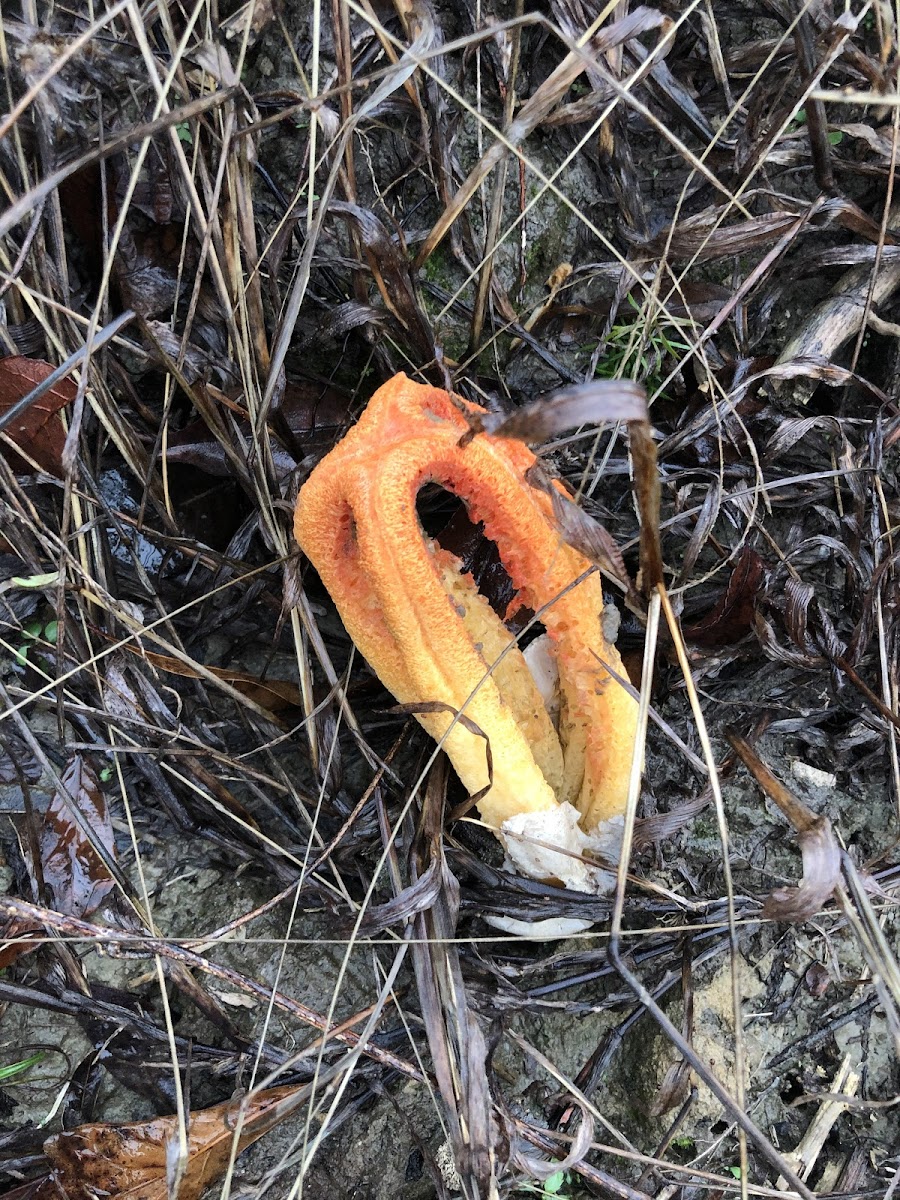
[294,372,639,914]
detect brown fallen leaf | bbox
[683,547,766,647]
[0,357,77,476]
[0,756,116,971]
[119,644,304,712]
[0,910,43,971]
[26,1084,307,1200]
[165,380,352,477]
[804,961,832,998]
[40,756,116,917]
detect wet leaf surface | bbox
[0,912,43,971]
[0,358,77,476]
[0,758,116,970]
[28,1085,307,1200]
[683,548,766,647]
[40,757,116,917]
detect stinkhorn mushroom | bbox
[294,372,639,924]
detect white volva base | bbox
[485,804,624,938]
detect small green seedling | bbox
[14,617,58,667]
[542,1172,568,1195]
[516,1170,574,1199]
[672,1136,696,1152]
[788,107,842,145]
[596,294,693,393]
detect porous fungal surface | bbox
[1,1,898,1199]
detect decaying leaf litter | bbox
[0,0,898,1197]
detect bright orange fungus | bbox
[294,372,639,837]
